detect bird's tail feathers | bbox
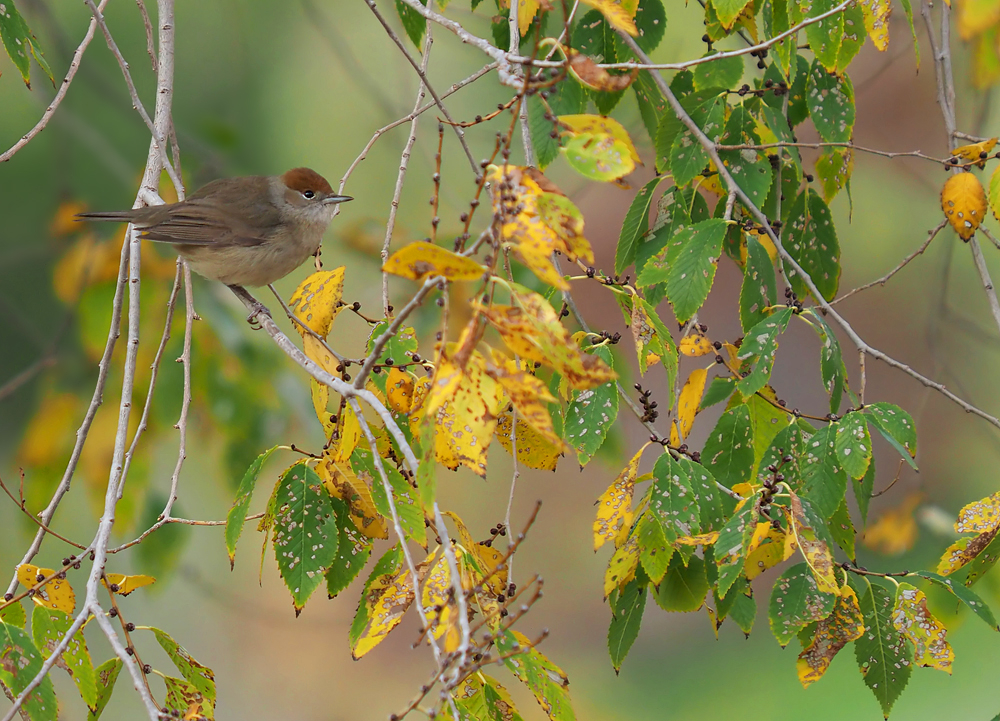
[75,211,134,223]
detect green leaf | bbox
[226,446,281,568]
[701,377,736,410]
[528,96,560,170]
[651,453,700,538]
[678,457,729,532]
[863,402,917,467]
[349,544,405,648]
[353,444,425,546]
[800,423,847,520]
[637,509,675,582]
[767,562,836,647]
[745,392,790,470]
[784,189,841,302]
[634,70,668,146]
[853,456,876,528]
[655,554,709,612]
[547,75,588,116]
[692,52,745,91]
[756,421,810,489]
[636,187,709,299]
[574,9,625,115]
[616,177,665,274]
[0,2,53,88]
[728,584,757,635]
[804,310,847,414]
[271,462,340,613]
[710,0,753,30]
[915,571,999,630]
[717,102,773,209]
[815,146,854,202]
[736,308,794,399]
[670,93,727,187]
[638,297,679,403]
[804,0,864,73]
[853,578,912,717]
[325,497,373,599]
[394,0,428,47]
[897,0,920,66]
[786,55,811,126]
[0,622,58,721]
[614,0,667,56]
[0,600,26,628]
[608,575,647,672]
[760,101,802,166]
[965,532,1000,586]
[636,219,726,321]
[828,497,856,560]
[806,61,856,142]
[702,402,755,489]
[740,236,778,332]
[715,502,757,598]
[150,627,217,704]
[88,658,122,721]
[562,132,634,182]
[834,411,872,480]
[497,629,576,720]
[31,606,97,710]
[162,675,213,720]
[565,345,618,466]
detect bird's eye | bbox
[302,190,316,199]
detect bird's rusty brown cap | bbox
[282,167,334,196]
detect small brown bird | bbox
[76,168,352,287]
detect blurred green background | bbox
[3,1,1000,719]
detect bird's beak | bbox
[323,195,353,205]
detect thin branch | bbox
[0,0,110,163]
[831,221,947,305]
[716,141,948,165]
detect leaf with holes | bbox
[941,171,987,240]
[658,219,728,322]
[806,61,856,142]
[31,606,96,710]
[853,578,912,716]
[498,629,576,720]
[768,562,837,647]
[736,308,793,399]
[226,446,282,568]
[784,189,841,302]
[718,102,772,209]
[740,235,778,332]
[89,658,122,721]
[703,402,755,490]
[834,411,872,480]
[565,345,618,466]
[915,571,999,630]
[799,424,847,521]
[616,176,665,274]
[0,1,53,88]
[670,93,727,187]
[608,575,647,673]
[892,584,954,673]
[864,402,917,468]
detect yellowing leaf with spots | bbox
[102,574,156,596]
[951,137,998,166]
[860,0,891,50]
[16,565,75,613]
[422,549,464,653]
[559,114,640,181]
[386,366,417,413]
[580,0,639,35]
[332,404,362,464]
[489,166,595,289]
[594,445,647,551]
[351,565,417,659]
[411,348,505,477]
[478,288,616,390]
[288,267,347,337]
[788,492,838,595]
[680,333,714,357]
[863,493,921,556]
[605,535,640,598]
[382,241,486,282]
[444,511,509,597]
[891,584,954,673]
[318,452,388,540]
[797,585,865,687]
[954,490,1000,533]
[499,0,542,35]
[676,531,720,546]
[496,408,564,471]
[941,172,987,240]
[675,368,708,443]
[936,531,998,576]
[744,523,793,580]
[484,348,566,450]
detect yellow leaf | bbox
[496,409,564,471]
[444,511,509,597]
[422,549,464,653]
[604,536,640,598]
[517,0,542,35]
[386,366,417,413]
[352,567,416,659]
[318,453,388,540]
[594,445,647,551]
[676,368,708,440]
[951,137,998,165]
[331,404,362,463]
[16,565,75,613]
[859,0,891,50]
[941,171,987,240]
[485,348,565,450]
[558,114,641,164]
[954,490,1000,533]
[936,530,998,575]
[52,200,89,236]
[413,349,505,477]
[679,333,714,357]
[580,0,639,35]
[891,584,954,673]
[288,267,347,337]
[863,493,922,556]
[567,49,639,92]
[797,585,865,687]
[102,573,156,596]
[382,241,486,282]
[789,492,839,594]
[478,289,616,390]
[744,524,793,580]
[18,391,80,468]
